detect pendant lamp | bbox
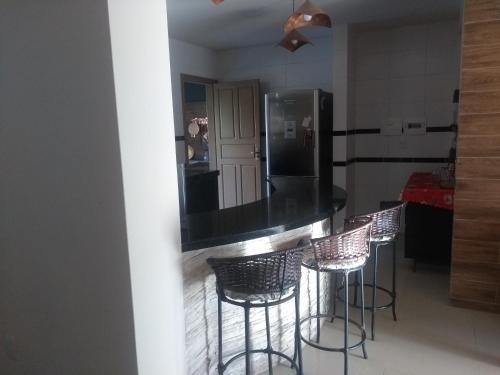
[278,29,312,52]
[212,0,224,4]
[284,0,332,33]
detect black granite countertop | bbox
[181,177,347,252]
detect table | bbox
[400,173,454,270]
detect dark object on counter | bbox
[405,202,453,271]
[207,247,305,375]
[184,169,219,214]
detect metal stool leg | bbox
[244,303,251,375]
[295,287,303,375]
[392,241,397,322]
[331,273,338,323]
[353,272,359,307]
[217,294,223,375]
[265,305,273,375]
[316,269,321,343]
[343,272,349,375]
[360,268,368,359]
[371,244,379,341]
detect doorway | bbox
[181,74,217,172]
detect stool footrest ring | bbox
[336,283,395,310]
[299,314,367,353]
[220,348,299,374]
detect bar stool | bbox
[207,246,305,375]
[300,217,372,375]
[345,202,406,340]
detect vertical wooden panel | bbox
[457,135,500,156]
[461,67,500,92]
[464,0,500,24]
[459,113,500,135]
[221,164,237,208]
[241,165,257,205]
[460,90,500,113]
[238,86,255,139]
[452,0,500,312]
[463,45,500,69]
[455,178,500,200]
[219,88,235,139]
[456,157,500,179]
[464,20,500,46]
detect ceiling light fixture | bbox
[278,29,312,52]
[212,0,224,4]
[284,0,332,33]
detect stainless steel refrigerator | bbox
[265,89,333,182]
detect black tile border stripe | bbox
[333,157,449,166]
[331,126,454,136]
[252,126,454,138]
[180,126,453,141]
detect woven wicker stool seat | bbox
[300,217,372,375]
[341,202,406,341]
[207,247,305,375]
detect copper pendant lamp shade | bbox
[278,29,312,52]
[284,0,332,33]
[212,0,224,4]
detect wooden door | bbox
[214,80,261,208]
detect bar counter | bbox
[181,178,346,375]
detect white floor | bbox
[264,241,500,375]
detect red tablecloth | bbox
[400,173,454,210]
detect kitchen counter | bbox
[181,177,347,251]
[181,178,346,375]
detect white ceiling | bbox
[166,0,462,50]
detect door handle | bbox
[251,151,261,160]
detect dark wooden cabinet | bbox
[405,202,453,270]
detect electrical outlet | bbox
[4,335,17,361]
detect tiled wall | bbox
[351,19,462,214]
[451,0,500,313]
[216,36,334,94]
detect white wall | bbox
[0,1,185,374]
[216,36,334,94]
[107,1,186,374]
[0,1,137,374]
[352,19,461,214]
[169,39,218,162]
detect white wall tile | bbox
[355,29,391,55]
[355,134,388,157]
[427,45,461,76]
[390,24,427,52]
[389,100,426,118]
[333,166,347,188]
[333,137,347,161]
[390,50,426,78]
[425,73,459,102]
[389,77,426,103]
[425,100,454,127]
[355,52,391,81]
[355,102,390,129]
[427,20,461,50]
[355,80,390,106]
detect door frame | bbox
[180,74,217,170]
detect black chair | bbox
[207,246,305,375]
[300,217,372,375]
[345,202,406,340]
